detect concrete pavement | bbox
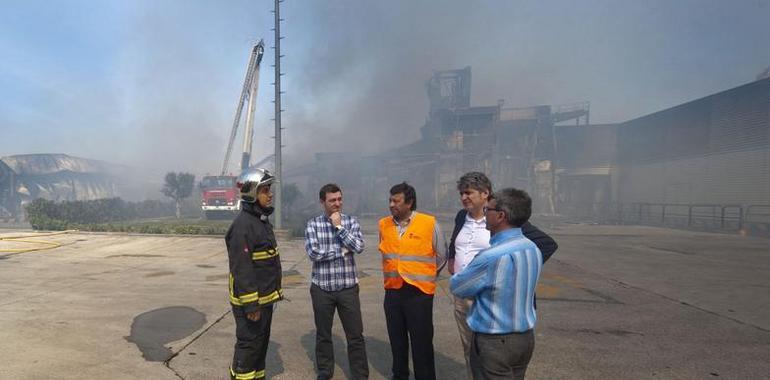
[0,223,768,379]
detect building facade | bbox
[615,78,770,206]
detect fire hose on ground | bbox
[0,230,76,254]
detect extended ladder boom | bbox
[220,40,265,175]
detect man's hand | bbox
[330,211,342,227]
[246,309,261,322]
[447,258,455,274]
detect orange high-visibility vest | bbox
[378,212,438,295]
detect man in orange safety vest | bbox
[378,181,445,380]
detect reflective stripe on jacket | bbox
[225,204,283,313]
[228,247,283,307]
[378,212,438,295]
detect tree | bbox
[161,172,195,219]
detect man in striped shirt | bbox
[305,183,368,380]
[450,188,542,380]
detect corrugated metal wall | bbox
[617,147,770,205]
[616,78,770,206]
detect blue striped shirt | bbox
[304,213,365,291]
[449,227,542,334]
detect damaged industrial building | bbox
[287,68,770,234]
[3,67,768,234]
[288,67,588,214]
[0,154,150,221]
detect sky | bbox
[1,0,769,177]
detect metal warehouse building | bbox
[613,77,770,230]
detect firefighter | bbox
[225,167,283,380]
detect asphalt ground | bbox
[0,222,768,379]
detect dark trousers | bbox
[469,330,534,380]
[231,304,274,380]
[310,283,369,379]
[383,283,436,380]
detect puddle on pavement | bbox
[125,306,206,362]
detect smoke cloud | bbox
[2,0,769,184]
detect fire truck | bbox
[200,176,239,218]
[200,40,265,219]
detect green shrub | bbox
[24,197,230,235]
[25,197,176,226]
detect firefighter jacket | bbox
[378,212,439,295]
[225,202,283,314]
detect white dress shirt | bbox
[453,213,490,273]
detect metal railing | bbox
[561,202,770,235]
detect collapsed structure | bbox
[378,67,593,214]
[288,67,594,215]
[0,154,146,220]
[0,160,18,218]
[288,67,769,234]
[5,68,767,232]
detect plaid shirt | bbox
[304,213,365,291]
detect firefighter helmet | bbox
[237,167,275,203]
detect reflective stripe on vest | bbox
[378,212,438,295]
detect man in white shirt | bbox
[447,172,559,378]
[446,172,492,378]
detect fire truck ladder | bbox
[221,40,266,175]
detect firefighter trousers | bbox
[230,304,274,380]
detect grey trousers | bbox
[453,296,474,379]
[469,330,534,380]
[310,283,369,379]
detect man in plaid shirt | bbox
[305,183,369,380]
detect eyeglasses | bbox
[483,206,503,214]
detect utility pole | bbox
[272,0,284,228]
